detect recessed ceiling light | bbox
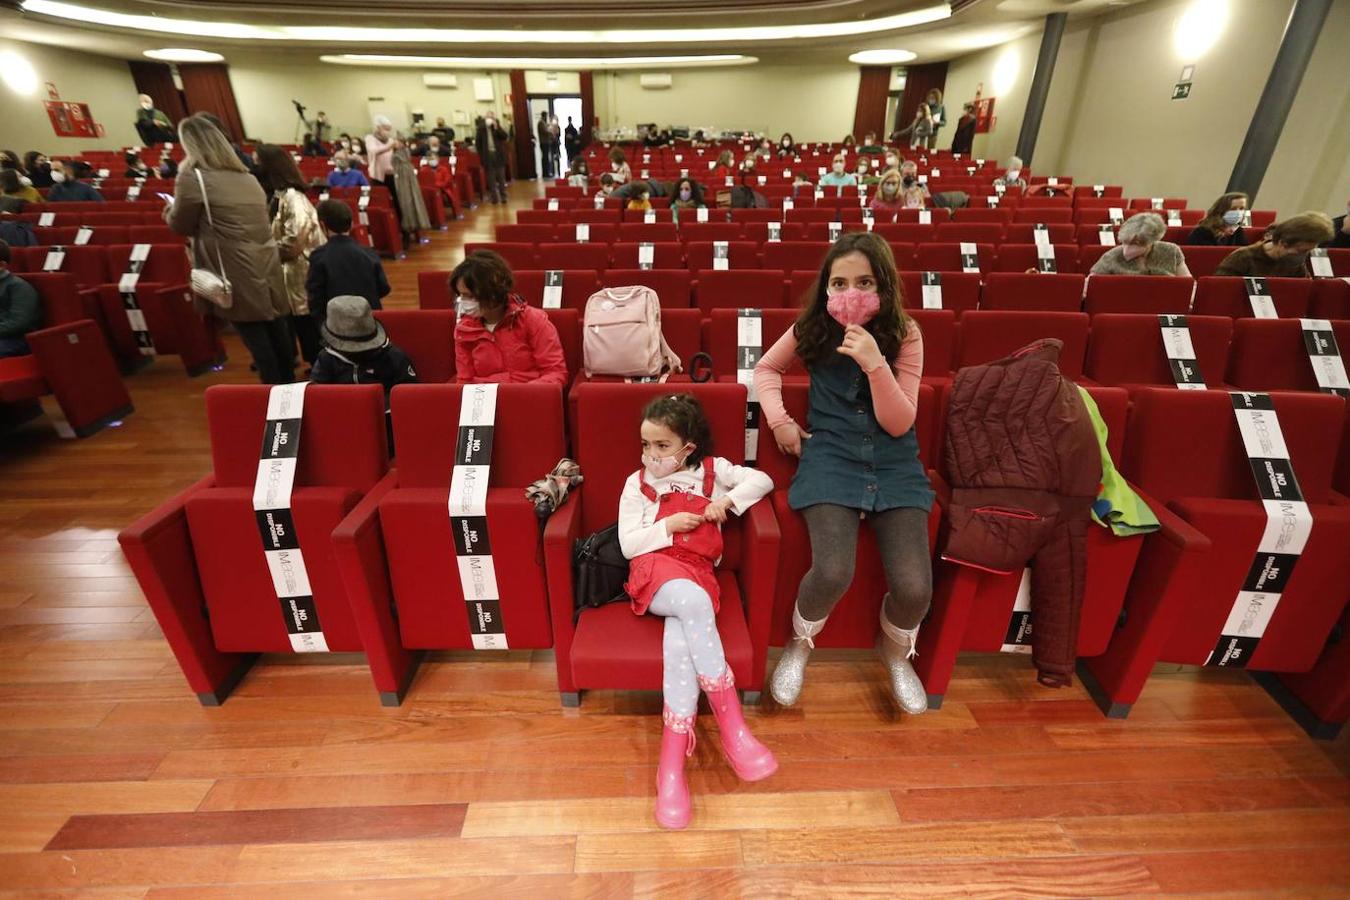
[848,49,918,65]
[21,0,949,43]
[143,48,225,62]
[323,53,757,70]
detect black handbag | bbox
[572,523,630,615]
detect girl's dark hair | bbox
[676,178,703,204]
[1197,191,1248,236]
[450,249,515,310]
[793,231,909,368]
[642,393,713,469]
[255,144,308,197]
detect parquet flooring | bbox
[1,179,1347,897]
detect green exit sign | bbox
[1172,81,1193,100]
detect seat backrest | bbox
[1179,246,1235,279]
[1225,318,1350,393]
[935,222,1005,244]
[391,383,567,488]
[957,310,1090,378]
[1122,388,1343,505]
[896,270,981,314]
[686,240,761,273]
[1191,276,1312,319]
[1004,223,1076,245]
[874,223,937,244]
[661,309,704,366]
[17,245,109,288]
[1084,274,1195,316]
[744,221,808,243]
[563,222,620,245]
[916,242,997,275]
[21,272,86,327]
[1012,208,1073,224]
[463,242,537,270]
[679,222,745,244]
[535,242,611,271]
[953,208,1013,225]
[761,241,830,273]
[544,308,582,378]
[1085,313,1232,388]
[205,384,389,491]
[418,269,454,310]
[617,222,680,243]
[1309,280,1350,320]
[373,310,455,383]
[981,273,1085,312]
[513,269,602,311]
[992,243,1079,274]
[105,243,189,285]
[609,241,685,270]
[600,268,692,307]
[906,308,957,377]
[573,382,747,534]
[495,224,558,244]
[706,308,801,379]
[693,270,787,314]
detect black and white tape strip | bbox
[542,270,564,310]
[1299,319,1349,397]
[959,242,979,274]
[118,243,156,357]
[1158,315,1207,390]
[921,271,943,310]
[737,308,763,464]
[1000,569,1034,654]
[1205,392,1312,668]
[1245,277,1277,319]
[448,383,508,650]
[252,382,328,653]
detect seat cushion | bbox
[186,486,365,653]
[0,355,46,403]
[569,571,753,689]
[380,487,555,650]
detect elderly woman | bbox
[1188,192,1250,246]
[1215,212,1335,277]
[1091,213,1191,276]
[451,250,569,386]
[993,156,1027,191]
[365,116,401,223]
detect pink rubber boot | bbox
[700,668,779,782]
[655,707,695,830]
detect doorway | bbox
[528,95,583,180]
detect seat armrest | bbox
[739,499,781,692]
[543,489,584,693]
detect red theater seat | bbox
[898,270,981,314]
[693,270,787,314]
[14,245,109,289]
[120,385,391,704]
[761,241,830,273]
[332,384,566,703]
[1085,313,1232,393]
[686,240,761,272]
[1309,279,1350,320]
[1224,318,1350,393]
[463,242,537,270]
[535,242,611,271]
[513,269,602,311]
[1012,208,1073,224]
[935,222,1006,244]
[1267,605,1350,738]
[907,308,957,381]
[1004,223,1076,245]
[679,222,745,244]
[993,243,1080,273]
[600,268,692,308]
[1082,389,1350,717]
[744,222,809,243]
[1084,274,1195,316]
[704,309,802,381]
[373,309,456,383]
[1191,276,1312,318]
[417,269,453,309]
[916,242,997,275]
[1180,246,1236,278]
[547,383,779,704]
[981,273,1086,312]
[495,224,558,244]
[609,241,685,270]
[562,222,619,244]
[957,310,1090,379]
[874,223,938,244]
[617,222,680,243]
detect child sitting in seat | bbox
[617,393,777,830]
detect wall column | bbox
[1014,12,1067,166]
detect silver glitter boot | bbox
[769,606,827,707]
[878,600,927,715]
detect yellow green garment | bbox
[1076,386,1160,537]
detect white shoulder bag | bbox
[189,169,234,310]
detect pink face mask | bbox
[1121,243,1149,261]
[642,444,691,479]
[826,288,881,327]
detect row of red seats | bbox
[420,268,1350,321]
[117,380,1349,739]
[460,240,1350,280]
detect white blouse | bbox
[617,456,773,560]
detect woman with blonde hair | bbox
[257,144,326,368]
[166,114,293,384]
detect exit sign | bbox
[1172,81,1192,101]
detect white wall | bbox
[595,63,861,141]
[0,39,141,153]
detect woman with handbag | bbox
[257,145,326,368]
[165,114,294,384]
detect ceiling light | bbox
[324,54,757,70]
[1173,0,1229,59]
[21,0,950,43]
[848,49,917,65]
[0,50,39,94]
[992,46,1020,95]
[144,48,225,62]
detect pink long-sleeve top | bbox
[752,323,924,438]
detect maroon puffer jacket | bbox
[941,339,1101,686]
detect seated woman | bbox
[670,178,706,220]
[992,156,1027,191]
[1091,213,1191,276]
[777,133,796,158]
[1188,192,1249,246]
[451,250,569,386]
[1215,212,1335,277]
[868,168,905,217]
[567,157,590,189]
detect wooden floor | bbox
[1,180,1348,897]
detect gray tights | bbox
[795,504,932,628]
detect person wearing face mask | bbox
[993,155,1027,191]
[1091,213,1191,276]
[595,173,616,202]
[855,158,879,186]
[608,147,632,185]
[46,162,104,202]
[818,154,858,193]
[755,231,934,715]
[1215,212,1336,277]
[134,94,175,145]
[1188,192,1250,246]
[566,157,590,189]
[0,170,39,211]
[777,132,796,158]
[474,114,510,204]
[618,392,777,830]
[897,162,929,209]
[669,178,705,219]
[23,152,53,189]
[1324,199,1350,249]
[924,89,946,151]
[895,103,935,150]
[868,169,905,218]
[883,152,900,172]
[327,149,369,188]
[450,250,568,385]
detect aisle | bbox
[0,177,1347,896]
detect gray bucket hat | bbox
[322,295,386,353]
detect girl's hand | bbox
[702,497,734,524]
[773,422,811,457]
[664,512,704,535]
[837,324,885,372]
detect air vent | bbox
[640,73,673,90]
[423,74,459,89]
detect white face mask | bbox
[456,297,480,317]
[1006,169,1021,181]
[885,156,898,168]
[50,171,66,183]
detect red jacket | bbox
[455,297,569,386]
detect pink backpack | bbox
[582,285,682,379]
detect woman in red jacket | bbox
[451,250,569,385]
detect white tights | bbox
[648,579,728,717]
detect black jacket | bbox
[310,342,418,403]
[305,235,391,319]
[1187,225,1247,246]
[1326,215,1350,249]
